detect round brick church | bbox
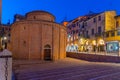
[10,10,67,60]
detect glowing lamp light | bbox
[77,36,78,39]
[99,39,105,45]
[3,37,7,40]
[68,35,71,38]
[92,40,96,45]
[79,38,84,45]
[86,40,89,45]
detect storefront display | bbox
[106,41,119,53]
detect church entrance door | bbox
[44,45,51,60]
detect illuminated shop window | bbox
[106,41,119,53]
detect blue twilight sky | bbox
[2,0,120,24]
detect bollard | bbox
[0,49,12,80]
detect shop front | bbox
[91,39,105,52]
[98,39,105,52]
[78,38,89,52]
[106,41,119,53]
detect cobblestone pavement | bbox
[13,58,120,80]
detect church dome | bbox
[26,10,55,22]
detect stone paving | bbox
[13,58,120,80]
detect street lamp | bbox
[4,37,7,40]
[2,36,7,49]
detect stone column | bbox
[0,49,12,80]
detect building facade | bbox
[105,14,120,54]
[0,24,11,49]
[10,10,67,60]
[0,0,11,49]
[66,13,101,52]
[66,10,120,54]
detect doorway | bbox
[44,45,51,60]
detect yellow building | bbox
[105,14,120,53]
